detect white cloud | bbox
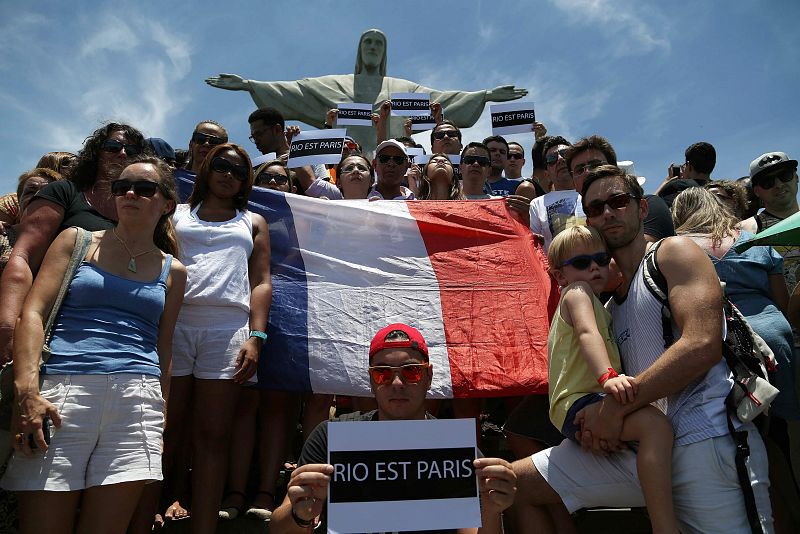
[79,18,140,57]
[550,0,670,55]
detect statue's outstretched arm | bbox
[485,85,528,102]
[205,73,249,91]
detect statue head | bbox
[354,29,387,76]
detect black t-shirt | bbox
[299,411,459,534]
[657,178,701,208]
[34,180,115,231]
[643,194,676,240]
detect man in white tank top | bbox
[511,165,773,533]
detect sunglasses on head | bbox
[368,363,430,385]
[754,171,794,190]
[432,130,460,140]
[377,154,408,165]
[256,172,289,185]
[101,139,141,157]
[572,159,605,176]
[561,252,612,270]
[210,156,249,181]
[545,148,569,167]
[584,192,637,218]
[192,132,226,146]
[507,153,524,160]
[462,155,491,167]
[110,179,159,197]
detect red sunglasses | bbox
[368,363,430,385]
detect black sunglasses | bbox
[584,192,637,218]
[462,155,491,167]
[754,171,794,190]
[545,148,569,166]
[210,156,249,181]
[507,153,524,160]
[572,159,605,176]
[377,154,408,165]
[111,179,159,197]
[432,130,460,140]
[101,139,141,157]
[192,132,226,146]
[561,252,612,270]
[256,172,289,185]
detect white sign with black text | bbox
[327,418,480,534]
[390,92,431,117]
[337,103,373,127]
[287,129,347,168]
[490,101,536,135]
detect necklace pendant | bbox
[127,258,137,273]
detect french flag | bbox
[177,176,553,398]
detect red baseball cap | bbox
[369,323,429,360]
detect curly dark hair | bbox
[67,123,146,190]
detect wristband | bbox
[292,507,314,528]
[249,330,268,342]
[597,368,619,385]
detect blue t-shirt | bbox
[44,256,172,377]
[487,177,522,196]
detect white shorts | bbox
[531,426,773,534]
[171,305,254,381]
[1,374,164,491]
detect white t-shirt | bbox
[529,189,586,251]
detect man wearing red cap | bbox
[271,323,517,533]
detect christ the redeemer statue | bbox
[205,29,527,154]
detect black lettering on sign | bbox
[289,138,344,159]
[391,99,430,112]
[330,447,476,503]
[338,108,372,120]
[491,110,536,127]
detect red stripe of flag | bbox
[406,200,555,398]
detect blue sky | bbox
[1,0,798,196]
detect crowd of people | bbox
[0,98,798,534]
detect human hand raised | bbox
[533,121,547,140]
[487,85,528,102]
[430,102,443,124]
[205,73,248,91]
[285,125,301,145]
[325,109,338,128]
[403,118,413,137]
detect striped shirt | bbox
[607,255,732,446]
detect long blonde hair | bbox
[672,187,739,249]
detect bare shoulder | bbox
[250,211,268,231]
[654,235,713,276]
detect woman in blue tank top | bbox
[2,157,187,533]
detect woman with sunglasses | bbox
[0,123,145,367]
[162,143,272,533]
[254,160,296,193]
[180,121,229,177]
[1,157,186,533]
[418,154,464,200]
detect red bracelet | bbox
[597,368,619,385]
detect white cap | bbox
[618,160,646,186]
[375,139,408,156]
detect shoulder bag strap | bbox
[41,228,93,363]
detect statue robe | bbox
[246,73,489,154]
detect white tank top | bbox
[607,253,732,446]
[174,203,254,313]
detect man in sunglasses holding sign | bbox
[271,324,517,533]
[513,165,773,533]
